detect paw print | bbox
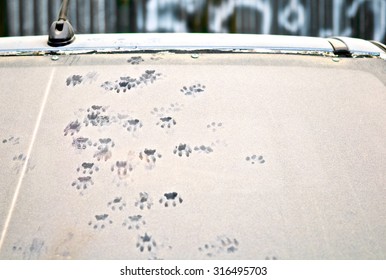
[150,103,184,117]
[127,56,144,64]
[159,192,183,207]
[93,138,115,161]
[84,105,110,127]
[76,162,99,175]
[107,197,126,211]
[12,153,35,174]
[180,83,206,97]
[71,176,94,193]
[156,117,176,129]
[122,215,146,230]
[198,236,239,257]
[173,144,192,157]
[2,136,20,145]
[101,76,139,93]
[122,118,143,134]
[135,192,153,210]
[138,70,162,85]
[88,214,113,230]
[66,75,83,86]
[63,120,81,136]
[139,149,162,169]
[207,122,223,132]
[83,71,98,84]
[245,155,265,164]
[136,233,157,252]
[72,137,93,150]
[111,160,134,180]
[194,145,214,154]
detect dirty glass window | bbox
[0,53,385,259]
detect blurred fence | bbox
[2,0,386,42]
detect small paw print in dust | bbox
[246,155,265,164]
[136,233,157,252]
[88,214,113,230]
[194,145,214,154]
[111,160,134,180]
[139,149,162,169]
[122,118,143,134]
[207,122,223,132]
[76,162,99,175]
[72,137,93,150]
[198,236,239,257]
[63,120,81,136]
[71,176,94,192]
[127,56,144,65]
[150,103,184,118]
[93,138,115,161]
[122,215,146,230]
[138,70,162,85]
[180,83,206,97]
[159,192,183,207]
[101,76,139,93]
[2,136,20,145]
[173,143,192,157]
[135,192,153,210]
[156,117,176,129]
[107,197,126,211]
[83,105,110,127]
[12,153,35,174]
[66,72,98,87]
[66,75,83,86]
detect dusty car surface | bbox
[0,33,385,260]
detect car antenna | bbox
[47,0,75,47]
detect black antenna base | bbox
[48,19,75,47]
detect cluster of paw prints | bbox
[87,191,183,256]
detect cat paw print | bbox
[71,176,94,193]
[101,76,139,93]
[173,144,192,157]
[122,215,146,230]
[156,117,176,129]
[127,56,144,65]
[138,70,162,85]
[150,103,184,117]
[107,197,126,211]
[88,214,113,230]
[245,155,265,164]
[2,136,20,145]
[111,160,134,180]
[76,162,99,175]
[63,120,81,136]
[180,83,206,97]
[122,118,143,135]
[72,137,93,150]
[193,145,214,154]
[198,236,239,257]
[159,192,183,207]
[135,192,153,210]
[93,138,115,161]
[84,105,110,127]
[12,153,35,174]
[66,75,83,87]
[207,122,223,132]
[139,149,162,169]
[136,233,157,252]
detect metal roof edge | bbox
[0,33,383,58]
[0,33,334,56]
